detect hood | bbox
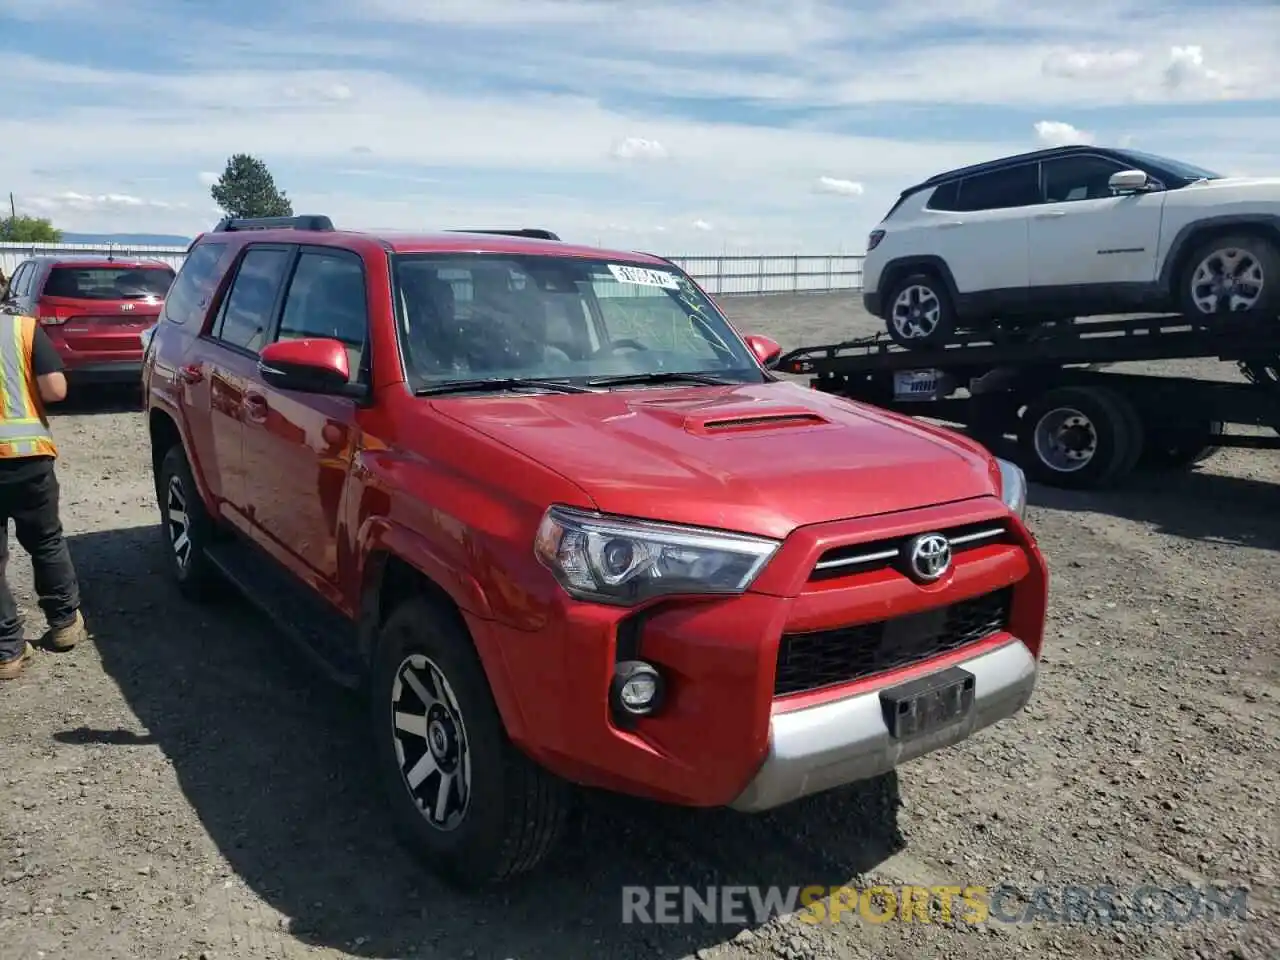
[1186,176,1280,190]
[429,381,999,539]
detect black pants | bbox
[0,459,80,661]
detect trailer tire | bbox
[1017,385,1143,489]
[1140,419,1224,470]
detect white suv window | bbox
[950,164,1042,211]
[1041,155,1129,203]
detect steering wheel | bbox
[593,338,649,356]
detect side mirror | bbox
[1109,169,1150,193]
[744,334,782,369]
[258,338,352,394]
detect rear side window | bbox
[953,165,1041,211]
[210,246,293,353]
[925,181,961,211]
[161,242,228,326]
[42,265,175,300]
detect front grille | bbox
[809,520,1011,582]
[774,588,1012,697]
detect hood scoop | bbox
[688,407,831,436]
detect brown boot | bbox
[0,642,35,680]
[47,611,86,651]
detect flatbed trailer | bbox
[776,313,1280,489]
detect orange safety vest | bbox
[0,314,58,459]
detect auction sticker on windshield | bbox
[608,264,681,290]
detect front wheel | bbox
[369,596,571,889]
[884,273,957,349]
[1178,233,1280,320]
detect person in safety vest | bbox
[0,312,86,679]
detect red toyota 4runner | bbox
[142,216,1048,889]
[2,255,176,384]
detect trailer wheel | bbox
[884,272,957,349]
[1140,419,1224,470]
[1017,386,1143,489]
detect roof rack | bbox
[211,215,335,233]
[446,228,561,241]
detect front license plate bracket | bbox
[880,666,976,740]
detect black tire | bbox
[883,272,957,349]
[156,445,224,600]
[1177,232,1280,322]
[1140,419,1224,470]
[1017,386,1143,489]
[369,596,571,889]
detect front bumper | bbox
[729,637,1037,812]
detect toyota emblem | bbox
[904,532,952,583]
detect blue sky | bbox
[1,0,1277,253]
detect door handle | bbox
[242,393,268,422]
[1034,211,1067,219]
[177,363,204,384]
[938,220,965,228]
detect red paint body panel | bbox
[144,224,1051,809]
[30,259,176,373]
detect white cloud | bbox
[24,192,182,213]
[692,219,713,231]
[1033,120,1094,147]
[1041,49,1143,79]
[197,171,219,186]
[610,137,668,161]
[1162,45,1226,92]
[814,176,864,197]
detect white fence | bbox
[1,242,864,296]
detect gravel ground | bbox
[1,293,1277,960]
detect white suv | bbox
[861,145,1280,348]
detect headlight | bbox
[996,457,1027,520]
[534,504,780,605]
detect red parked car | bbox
[1,254,176,384]
[143,216,1048,888]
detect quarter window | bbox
[161,242,227,325]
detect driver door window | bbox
[1041,156,1130,203]
[274,249,369,382]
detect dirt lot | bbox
[1,293,1277,960]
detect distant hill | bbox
[59,232,192,247]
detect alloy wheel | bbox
[890,285,942,339]
[1190,247,1265,314]
[391,653,473,832]
[165,473,192,570]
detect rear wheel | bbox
[156,445,224,600]
[884,272,957,349]
[1178,233,1280,321]
[1017,385,1143,489]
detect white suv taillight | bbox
[867,229,885,252]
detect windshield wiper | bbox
[585,371,740,388]
[414,377,595,396]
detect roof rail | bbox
[446,228,561,241]
[211,215,335,233]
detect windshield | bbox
[1114,149,1223,182]
[391,253,765,389]
[42,265,175,300]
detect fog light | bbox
[610,660,665,717]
